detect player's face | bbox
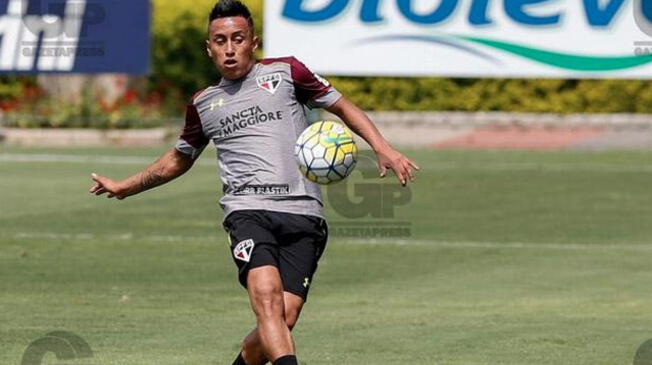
[206,16,258,80]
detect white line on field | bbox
[4,232,652,251]
[1,153,652,173]
[0,154,215,166]
[343,238,652,251]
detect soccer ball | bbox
[295,121,358,185]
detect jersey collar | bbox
[219,63,261,87]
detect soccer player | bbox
[88,1,419,364]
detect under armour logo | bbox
[303,277,310,288]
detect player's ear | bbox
[205,40,212,57]
[252,36,259,53]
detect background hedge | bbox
[151,0,652,114]
[1,0,650,128]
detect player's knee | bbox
[285,315,297,331]
[284,304,302,330]
[241,336,256,359]
[251,283,284,320]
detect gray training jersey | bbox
[175,57,342,219]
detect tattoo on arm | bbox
[139,169,166,192]
[124,150,192,196]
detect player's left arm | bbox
[287,56,418,185]
[326,97,419,186]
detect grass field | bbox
[2,145,652,365]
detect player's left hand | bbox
[375,147,420,186]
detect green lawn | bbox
[1,146,652,364]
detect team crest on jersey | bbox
[233,239,254,262]
[257,73,282,95]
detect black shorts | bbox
[223,209,328,301]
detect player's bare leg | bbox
[242,265,298,364]
[238,292,304,365]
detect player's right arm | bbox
[89,93,208,200]
[89,149,195,200]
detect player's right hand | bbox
[89,173,127,199]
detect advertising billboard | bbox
[265,0,652,78]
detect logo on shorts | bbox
[256,73,282,95]
[303,277,310,288]
[233,239,255,263]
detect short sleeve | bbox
[289,57,342,109]
[175,102,208,160]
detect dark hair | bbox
[208,0,254,30]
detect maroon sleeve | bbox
[175,91,209,159]
[179,103,208,149]
[288,57,332,105]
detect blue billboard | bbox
[0,0,150,74]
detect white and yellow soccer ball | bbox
[295,121,358,185]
